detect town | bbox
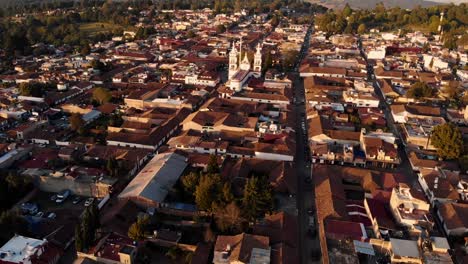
[0,1,467,264]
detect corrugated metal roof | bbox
[119,152,187,203]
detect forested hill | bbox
[306,0,462,10]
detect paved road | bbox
[362,43,420,190]
[292,27,321,264]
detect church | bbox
[227,39,263,92]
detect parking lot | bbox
[20,191,92,222]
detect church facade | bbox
[227,39,263,92]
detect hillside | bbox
[305,0,456,9]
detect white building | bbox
[0,235,60,264]
[227,39,262,92]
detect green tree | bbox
[181,171,200,194]
[92,87,112,105]
[91,60,108,71]
[106,157,118,177]
[216,24,226,34]
[215,202,243,233]
[195,174,220,211]
[241,175,273,222]
[75,224,84,252]
[18,82,43,97]
[69,113,84,131]
[128,215,150,241]
[282,49,299,71]
[443,32,458,50]
[342,3,352,17]
[89,202,100,231]
[206,155,219,174]
[220,182,234,205]
[442,81,461,100]
[186,30,196,38]
[431,123,463,160]
[357,24,367,35]
[406,81,435,99]
[80,43,91,55]
[166,246,182,260]
[0,211,27,245]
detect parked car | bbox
[47,212,56,219]
[21,203,39,215]
[84,198,95,207]
[56,189,71,203]
[308,215,315,227]
[72,196,81,205]
[50,194,57,201]
[35,211,44,218]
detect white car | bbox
[47,212,56,219]
[84,198,95,207]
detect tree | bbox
[206,155,219,174]
[69,113,84,131]
[282,49,299,71]
[357,24,367,35]
[89,202,100,231]
[342,3,352,18]
[442,81,461,100]
[443,32,458,50]
[75,224,84,252]
[18,82,43,97]
[431,123,463,160]
[91,60,108,71]
[216,24,226,34]
[166,246,182,260]
[92,87,112,105]
[186,30,196,38]
[80,43,90,55]
[128,215,150,241]
[241,175,273,222]
[220,182,234,205]
[181,171,200,194]
[406,81,435,99]
[215,202,243,233]
[195,174,220,211]
[106,109,120,123]
[0,211,27,245]
[106,157,119,177]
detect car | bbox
[55,189,71,203]
[50,194,57,201]
[72,196,81,205]
[21,203,39,215]
[47,212,56,219]
[35,211,44,218]
[84,198,95,207]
